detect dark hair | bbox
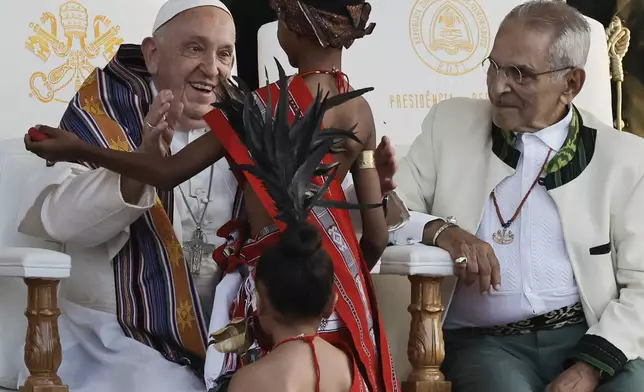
[255,221,334,322]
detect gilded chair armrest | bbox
[378,244,453,276]
[0,247,71,279]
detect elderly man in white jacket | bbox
[386,2,644,392]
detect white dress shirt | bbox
[390,109,580,328]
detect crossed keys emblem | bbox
[25,1,124,103]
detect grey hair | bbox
[501,1,591,72]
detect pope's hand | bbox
[139,88,184,156]
[24,125,84,163]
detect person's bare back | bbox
[229,337,353,392]
[245,72,376,237]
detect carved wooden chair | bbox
[0,138,70,392]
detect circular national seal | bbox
[409,0,491,76]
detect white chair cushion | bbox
[380,244,453,277]
[0,248,71,279]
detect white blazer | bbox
[394,97,644,372]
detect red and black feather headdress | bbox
[213,59,380,225]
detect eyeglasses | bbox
[482,57,573,84]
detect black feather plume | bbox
[213,59,379,224]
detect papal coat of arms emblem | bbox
[25,0,123,104]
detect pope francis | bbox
[16,1,238,391]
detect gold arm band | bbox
[356,150,376,170]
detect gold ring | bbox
[144,121,154,129]
[455,256,467,264]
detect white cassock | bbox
[16,129,363,392]
[16,128,237,392]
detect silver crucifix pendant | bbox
[183,228,215,275]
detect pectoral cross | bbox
[183,228,215,275]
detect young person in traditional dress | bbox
[216,80,369,392]
[228,222,366,392]
[24,1,399,390]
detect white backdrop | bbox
[257,0,613,146]
[2,0,613,143]
[0,0,169,140]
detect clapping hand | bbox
[139,88,184,155]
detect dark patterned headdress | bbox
[270,0,376,49]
